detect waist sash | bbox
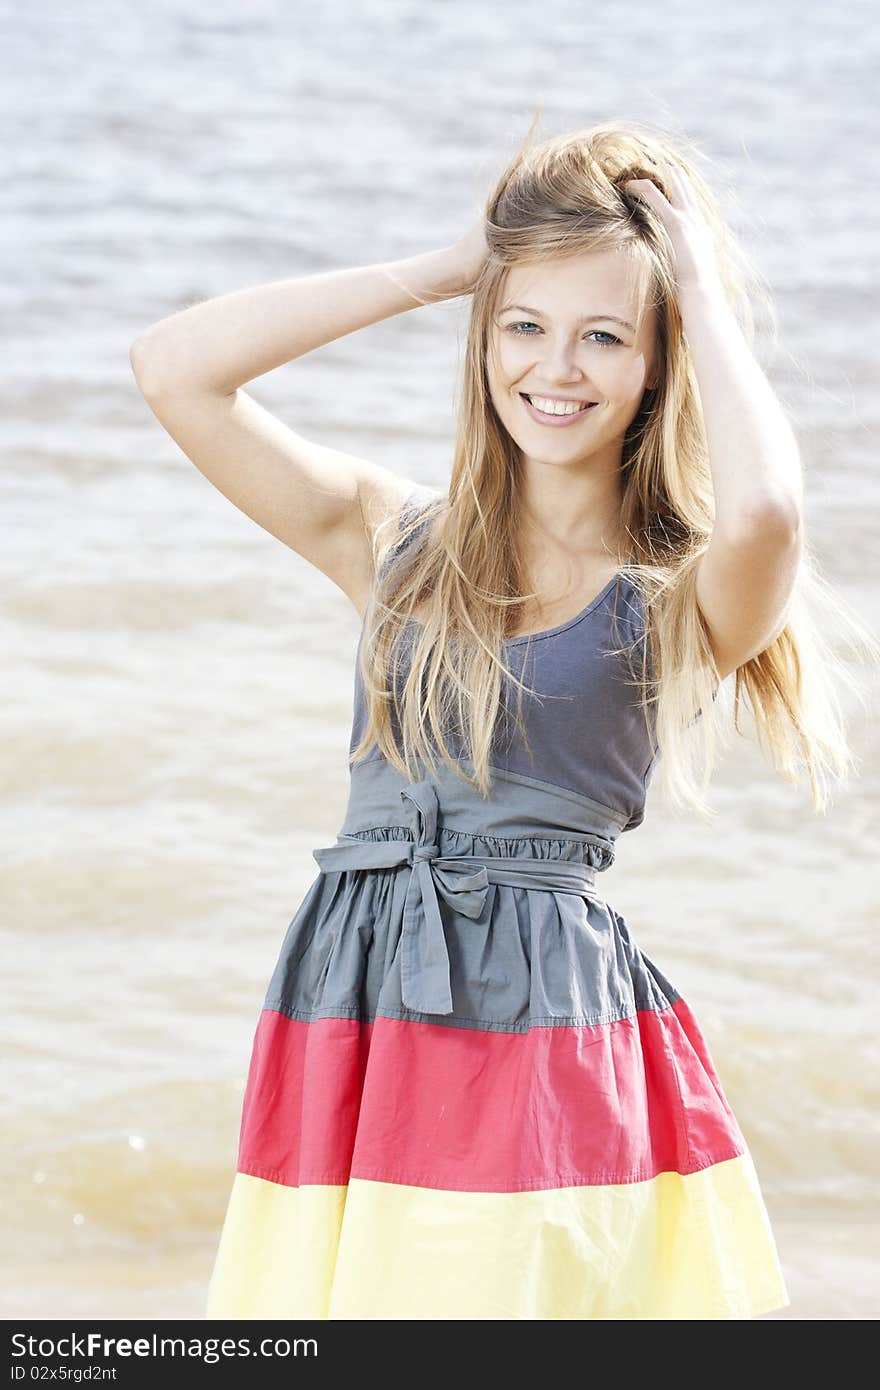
[313,778,601,1016]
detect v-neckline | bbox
[502,572,622,646]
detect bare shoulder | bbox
[345,463,439,617]
[271,449,431,619]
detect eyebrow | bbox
[499,304,636,332]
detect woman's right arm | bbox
[129,237,483,616]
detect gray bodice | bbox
[348,498,658,835]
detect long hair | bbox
[352,115,878,819]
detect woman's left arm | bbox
[677,281,804,679]
[624,163,804,681]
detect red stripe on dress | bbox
[235,1001,745,1192]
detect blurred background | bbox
[2,0,877,1321]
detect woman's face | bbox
[486,249,659,465]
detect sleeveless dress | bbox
[204,492,790,1321]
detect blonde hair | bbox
[352,115,878,819]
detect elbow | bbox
[129,334,165,398]
[726,492,804,548]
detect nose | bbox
[534,338,589,385]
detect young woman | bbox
[131,121,865,1319]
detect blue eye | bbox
[506,322,621,346]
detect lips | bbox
[519,393,598,427]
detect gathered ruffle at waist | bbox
[342,823,615,873]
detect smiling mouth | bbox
[519,393,598,421]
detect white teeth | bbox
[527,395,591,416]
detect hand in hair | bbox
[622,160,723,299]
[444,217,491,296]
